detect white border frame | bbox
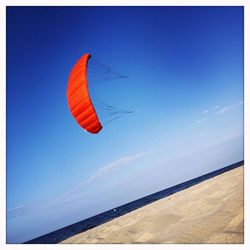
[1,1,249,250]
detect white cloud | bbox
[94,152,147,177]
[7,204,33,219]
[84,152,148,184]
[216,106,230,114]
[216,100,243,115]
[195,100,243,125]
[202,110,209,114]
[7,205,27,213]
[202,106,220,115]
[200,101,243,117]
[195,119,204,124]
[234,100,243,107]
[58,152,148,199]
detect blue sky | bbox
[7,6,243,243]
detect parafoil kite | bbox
[67,53,102,134]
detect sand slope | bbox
[61,166,244,244]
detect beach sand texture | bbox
[61,166,244,244]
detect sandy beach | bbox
[61,166,244,244]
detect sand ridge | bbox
[61,166,244,244]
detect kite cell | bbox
[67,53,102,134]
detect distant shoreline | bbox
[24,160,244,244]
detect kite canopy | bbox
[67,53,102,134]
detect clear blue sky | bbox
[7,6,243,243]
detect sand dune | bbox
[61,166,244,244]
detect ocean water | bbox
[25,160,243,244]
